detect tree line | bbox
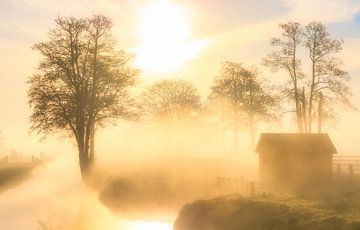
[27,15,354,180]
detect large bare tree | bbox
[28,15,138,180]
[303,22,352,132]
[263,22,304,132]
[264,21,354,133]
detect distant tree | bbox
[209,62,245,147]
[141,78,201,122]
[263,22,304,132]
[141,78,201,153]
[206,96,230,152]
[303,22,353,132]
[210,62,278,148]
[28,15,138,180]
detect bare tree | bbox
[210,62,245,147]
[206,96,230,153]
[141,78,201,122]
[303,22,353,132]
[210,62,278,149]
[242,69,278,149]
[263,22,304,132]
[264,21,354,133]
[141,78,201,153]
[28,15,138,180]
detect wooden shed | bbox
[255,133,337,190]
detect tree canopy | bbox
[141,78,201,122]
[210,62,278,147]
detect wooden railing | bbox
[333,156,360,179]
[216,176,270,196]
[0,155,42,165]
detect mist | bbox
[0,117,259,229]
[1,1,360,230]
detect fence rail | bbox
[333,155,360,178]
[217,156,360,196]
[0,155,42,165]
[216,176,270,196]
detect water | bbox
[0,154,174,229]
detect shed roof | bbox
[255,133,337,154]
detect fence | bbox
[216,176,270,196]
[0,155,42,165]
[217,155,360,196]
[333,156,360,179]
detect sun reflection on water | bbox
[127,220,173,230]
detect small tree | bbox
[28,15,138,180]
[210,62,277,149]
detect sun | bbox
[135,0,207,75]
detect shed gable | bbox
[255,133,337,154]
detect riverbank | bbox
[174,191,360,230]
[0,163,37,192]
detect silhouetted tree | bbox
[28,15,138,180]
[210,62,278,148]
[264,21,354,133]
[303,22,353,132]
[263,22,304,132]
[141,78,201,122]
[141,78,201,153]
[206,96,230,152]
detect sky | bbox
[0,0,360,156]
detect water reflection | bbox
[126,220,172,230]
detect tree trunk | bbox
[292,37,303,133]
[249,113,255,152]
[294,82,303,133]
[90,122,95,160]
[302,87,308,133]
[233,106,239,149]
[318,92,324,133]
[78,125,93,181]
[221,99,225,153]
[308,41,317,133]
[79,149,90,181]
[308,83,315,133]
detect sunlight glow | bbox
[127,220,173,230]
[135,0,208,75]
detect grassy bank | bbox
[0,163,36,191]
[174,191,360,230]
[97,156,252,220]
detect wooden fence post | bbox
[349,164,354,178]
[336,163,341,178]
[250,182,255,195]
